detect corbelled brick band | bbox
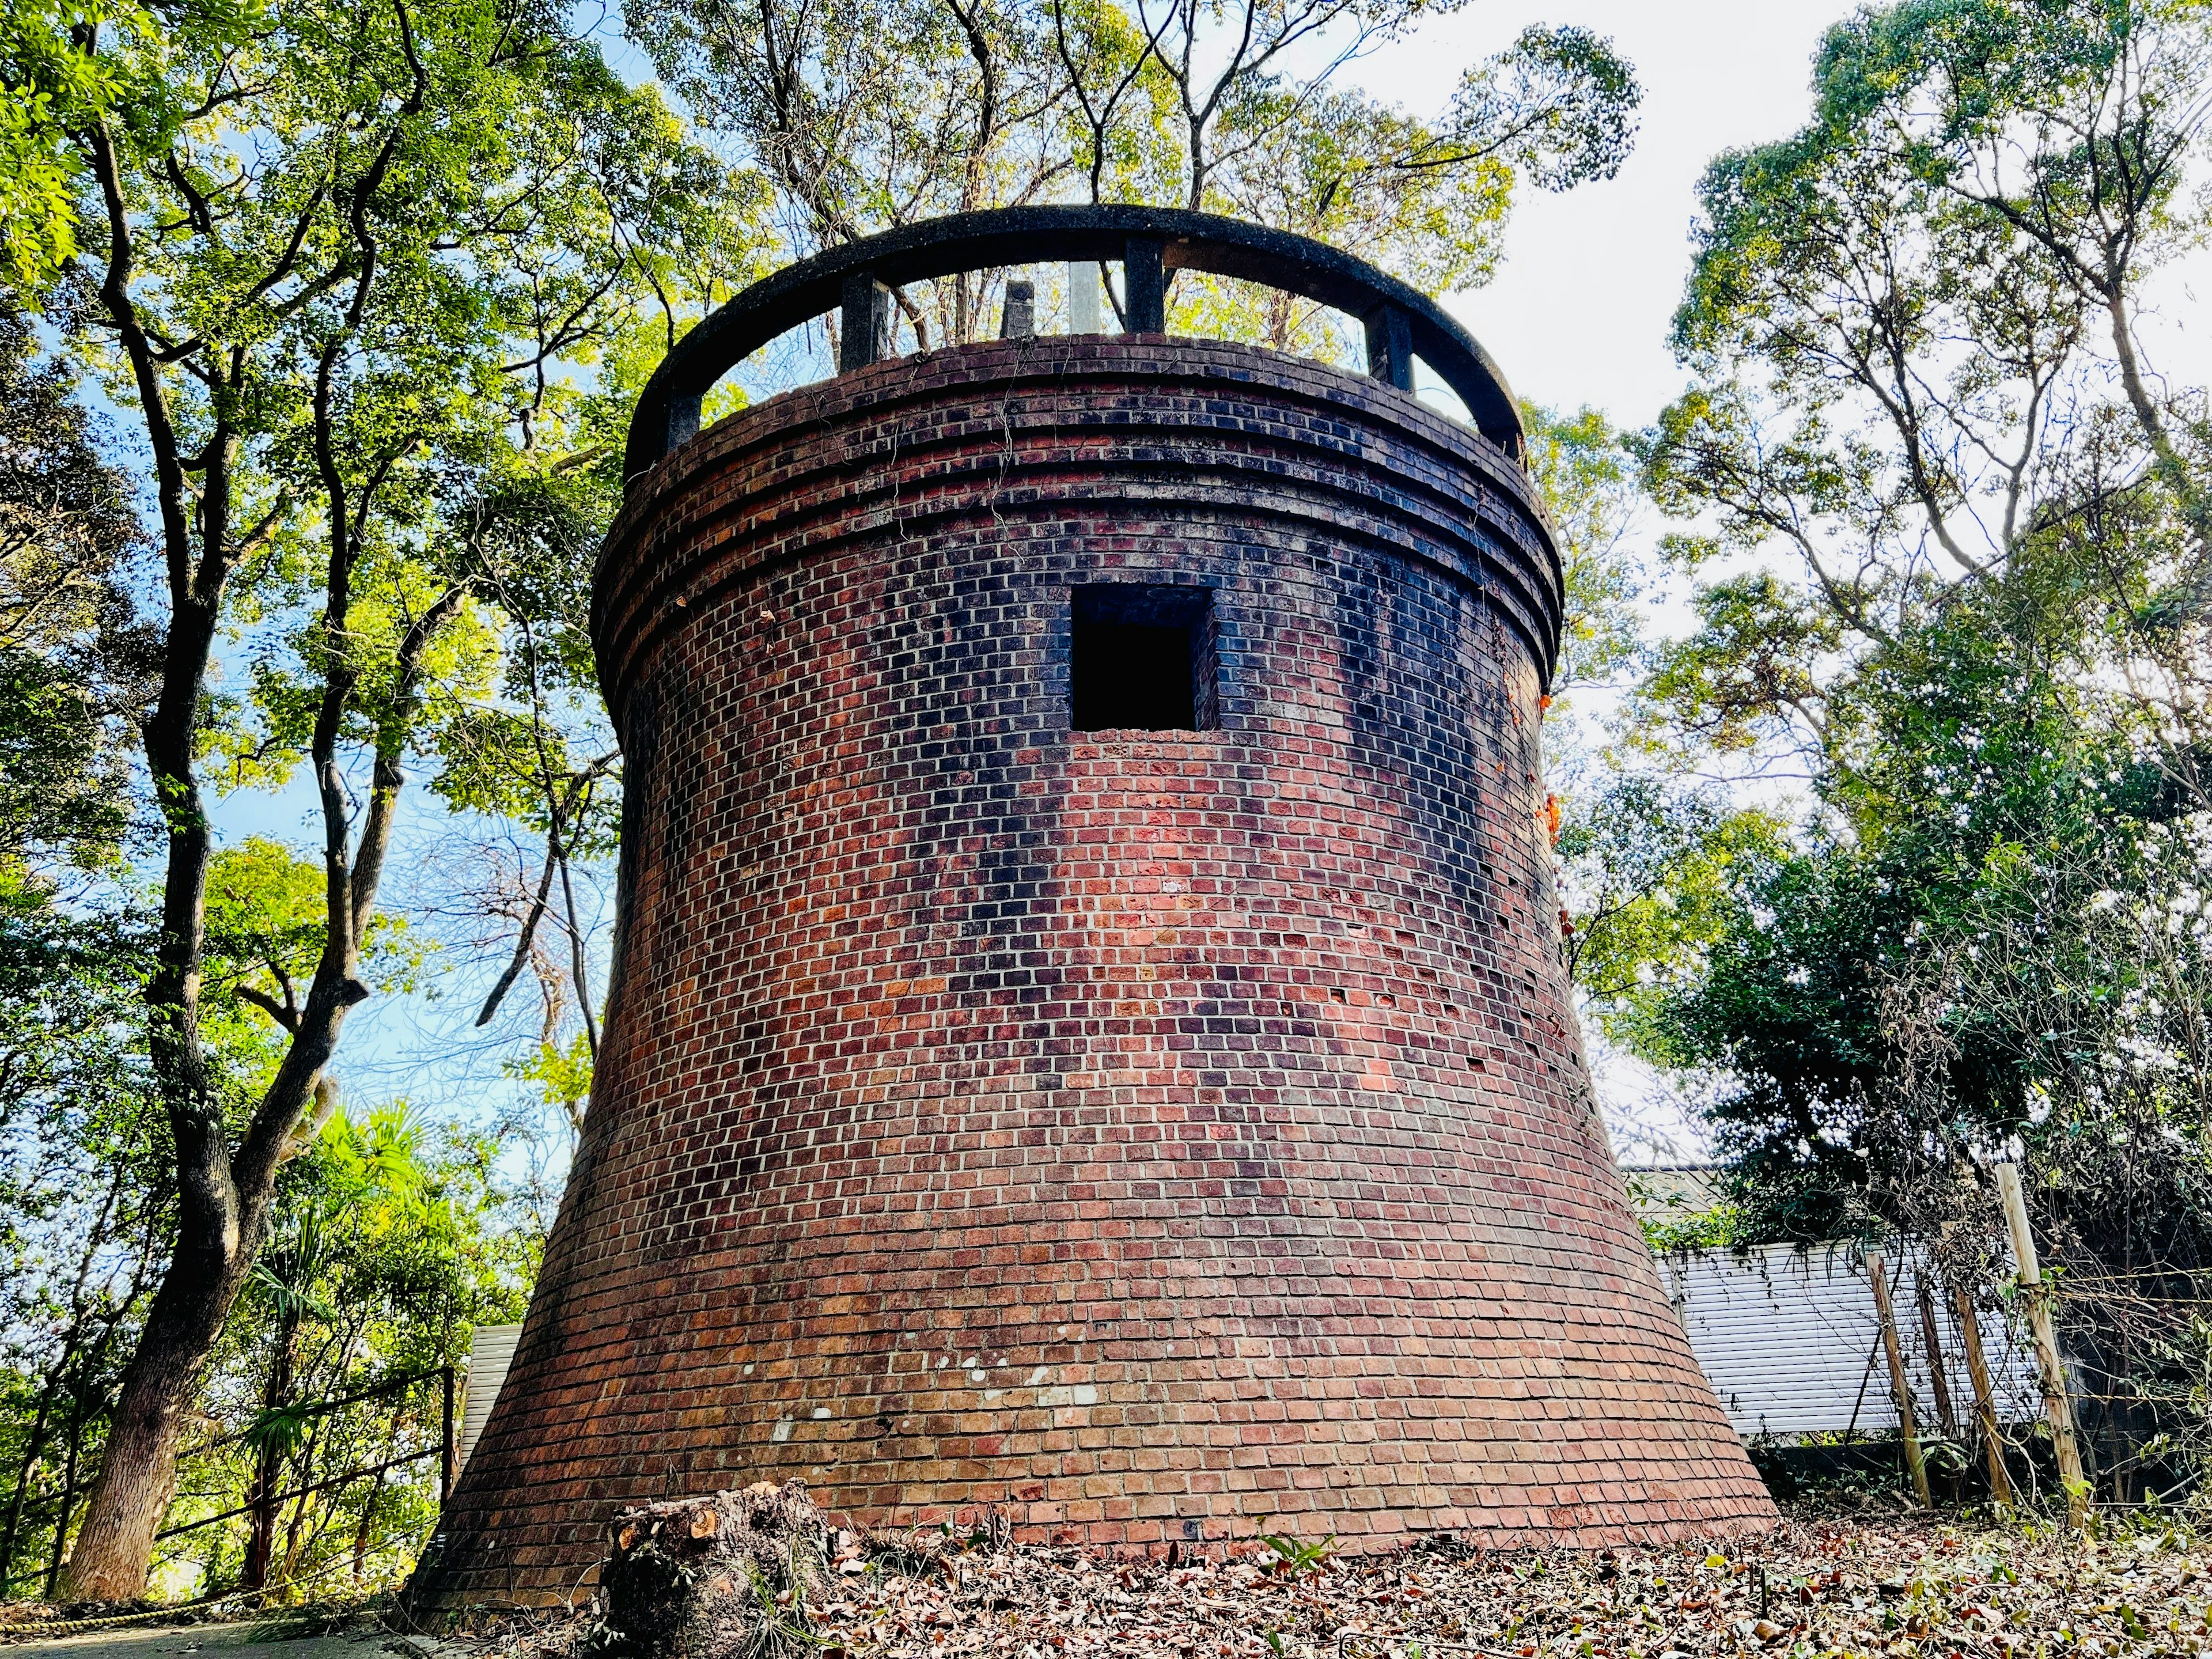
[416,336,1772,1607]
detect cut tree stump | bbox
[601,1482,828,1659]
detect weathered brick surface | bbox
[414,336,1773,1608]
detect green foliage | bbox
[506,1032,593,1134]
[1625,588,2212,1268]
[1257,1531,1336,1577]
[737,1554,824,1659]
[0,651,125,869]
[1617,1,2212,1499]
[1640,1202,1744,1256]
[1450,25,1641,192]
[0,309,143,875]
[1174,82,1516,356]
[1627,573,1840,763]
[72,0,761,811]
[1556,775,1787,1033]
[1522,403,1647,711]
[627,0,1641,350]
[0,0,764,1594]
[1182,30,1639,351]
[0,0,165,288]
[0,895,165,1597]
[1644,0,2212,648]
[162,1103,539,1595]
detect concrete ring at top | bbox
[622,204,1528,489]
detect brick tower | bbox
[413,209,1773,1608]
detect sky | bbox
[217,0,1875,1163]
[1403,0,1862,430]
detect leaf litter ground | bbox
[494,1508,2212,1659]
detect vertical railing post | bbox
[1950,1277,2017,1510]
[839,272,892,372]
[1363,304,1414,391]
[1914,1271,1960,1441]
[1069,260,1102,332]
[1123,237,1165,332]
[664,391,703,457]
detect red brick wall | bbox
[414,337,1772,1608]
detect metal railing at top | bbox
[623,204,1531,487]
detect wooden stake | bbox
[1950,1278,2016,1510]
[1867,1250,1933,1507]
[1915,1272,1960,1440]
[441,1364,457,1507]
[1994,1161,2089,1525]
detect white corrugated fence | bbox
[459,1323,523,1472]
[1654,1243,2041,1438]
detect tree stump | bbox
[601,1482,828,1658]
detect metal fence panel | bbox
[1654,1244,2040,1438]
[460,1323,524,1471]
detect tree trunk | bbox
[57,1243,256,1600]
[60,706,431,1599]
[242,1295,300,1594]
[58,380,251,1599]
[1,1376,61,1595]
[63,855,260,1600]
[43,1405,86,1602]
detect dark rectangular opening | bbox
[1071,584,1217,732]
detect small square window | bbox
[1071,584,1218,732]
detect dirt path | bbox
[0,1619,444,1659]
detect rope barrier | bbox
[0,1517,438,1642]
[0,1586,252,1642]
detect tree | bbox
[1555,778,1785,1021]
[1625,609,2212,1486]
[0,297,163,1593]
[428,474,623,1068]
[0,306,145,876]
[1610,0,2212,1495]
[627,0,1641,350]
[1173,37,1636,355]
[1520,403,1649,733]
[1627,0,2212,1154]
[0,900,165,1598]
[1518,402,1780,1011]
[1638,0,2212,752]
[157,1101,536,1597]
[14,0,757,1596]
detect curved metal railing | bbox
[622,205,1528,487]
